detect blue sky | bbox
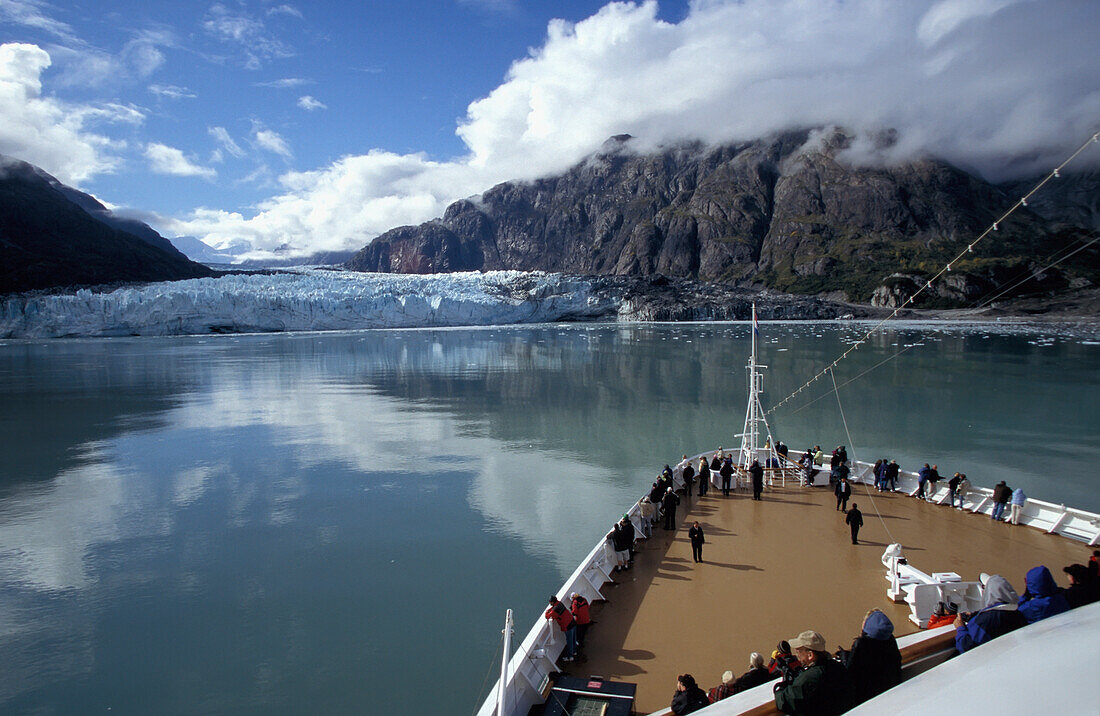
[1,0,1097,260]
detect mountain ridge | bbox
[346,130,1099,307]
[0,156,214,295]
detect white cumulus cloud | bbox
[297,95,325,111]
[144,142,216,179]
[0,42,138,184]
[166,0,1100,260]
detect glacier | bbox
[0,270,619,339]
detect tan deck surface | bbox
[569,482,1092,714]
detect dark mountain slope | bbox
[0,157,214,294]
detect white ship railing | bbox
[844,459,1100,545]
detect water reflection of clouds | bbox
[0,452,125,592]
[168,370,633,573]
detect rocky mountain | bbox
[346,130,1099,307]
[0,156,214,294]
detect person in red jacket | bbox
[570,592,592,647]
[544,596,577,662]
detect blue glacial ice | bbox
[0,270,617,338]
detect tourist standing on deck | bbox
[836,610,901,707]
[872,459,885,491]
[835,477,852,512]
[1010,487,1027,525]
[569,592,592,647]
[916,464,932,499]
[750,459,764,500]
[813,446,824,466]
[670,674,710,715]
[948,473,962,508]
[698,457,710,496]
[774,630,853,716]
[544,596,577,662]
[800,450,816,486]
[954,574,1026,653]
[991,481,1011,521]
[663,487,680,530]
[846,504,863,544]
[639,496,655,538]
[682,459,695,501]
[720,455,734,496]
[829,458,849,486]
[884,460,899,492]
[688,521,705,563]
[607,523,629,572]
[956,473,970,509]
[620,516,636,563]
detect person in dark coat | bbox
[836,610,901,707]
[620,516,636,563]
[710,453,722,470]
[733,652,774,693]
[776,441,789,459]
[697,457,710,496]
[720,456,734,496]
[991,481,1011,521]
[954,574,1027,653]
[663,487,680,531]
[948,472,962,508]
[1017,565,1071,624]
[845,503,863,544]
[1062,564,1100,608]
[569,592,591,647]
[774,630,853,716]
[688,521,705,563]
[916,464,932,499]
[768,641,802,680]
[750,459,764,500]
[670,674,710,715]
[682,459,695,500]
[834,477,852,512]
[884,460,899,491]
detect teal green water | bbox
[0,322,1097,713]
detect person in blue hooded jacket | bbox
[1017,565,1071,624]
[954,574,1027,653]
[836,609,901,706]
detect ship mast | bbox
[737,304,774,470]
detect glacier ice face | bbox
[0,270,617,339]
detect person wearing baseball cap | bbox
[774,630,853,715]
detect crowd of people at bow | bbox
[950,552,1100,653]
[673,609,904,715]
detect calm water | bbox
[0,322,1097,714]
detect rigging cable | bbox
[765,130,1100,417]
[828,368,896,546]
[969,233,1100,311]
[773,225,1097,416]
[470,629,506,716]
